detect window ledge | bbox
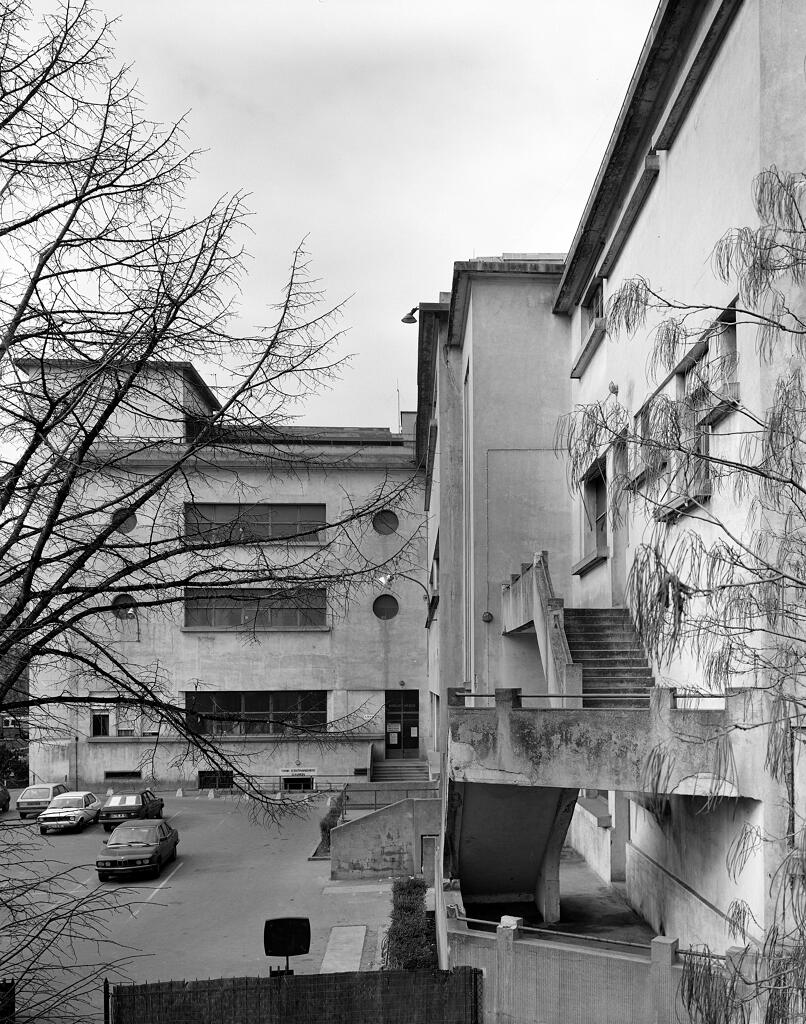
[570,317,606,379]
[88,736,159,743]
[571,548,609,577]
[187,539,326,548]
[695,382,740,427]
[188,733,385,744]
[181,625,332,634]
[653,481,712,522]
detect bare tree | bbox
[0,4,423,1019]
[558,165,806,1022]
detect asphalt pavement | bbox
[2,789,393,1016]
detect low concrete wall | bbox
[447,918,684,1024]
[330,798,441,880]
[30,735,382,791]
[567,797,613,884]
[626,843,745,951]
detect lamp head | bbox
[401,308,417,325]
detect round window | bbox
[111,594,137,620]
[111,510,137,534]
[372,510,399,535]
[372,595,399,620]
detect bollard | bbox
[175,788,183,798]
[208,789,215,800]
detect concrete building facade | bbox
[416,0,806,984]
[27,363,429,793]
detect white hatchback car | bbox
[38,791,103,834]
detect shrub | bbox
[318,786,348,852]
[383,875,438,970]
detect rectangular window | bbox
[184,503,326,544]
[185,690,327,736]
[116,706,139,737]
[184,587,327,630]
[584,280,604,330]
[582,461,607,556]
[91,713,110,737]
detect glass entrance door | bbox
[384,690,420,759]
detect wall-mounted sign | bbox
[280,767,318,777]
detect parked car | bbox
[0,786,9,813]
[99,789,164,831]
[38,791,103,834]
[96,821,179,880]
[17,782,69,819]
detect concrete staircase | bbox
[371,759,430,783]
[563,608,654,709]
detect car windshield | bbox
[21,787,48,799]
[105,796,140,806]
[49,797,83,808]
[108,827,158,846]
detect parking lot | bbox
[3,789,393,1014]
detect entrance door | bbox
[384,690,420,759]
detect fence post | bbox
[494,916,521,1024]
[103,978,109,1024]
[651,936,678,1024]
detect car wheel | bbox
[39,827,47,835]
[19,813,26,821]
[103,825,113,833]
[97,872,109,882]
[169,844,177,863]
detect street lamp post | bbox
[74,735,79,791]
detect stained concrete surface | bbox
[463,845,655,945]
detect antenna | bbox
[396,380,401,431]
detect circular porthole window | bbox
[372,594,399,620]
[111,594,138,620]
[111,510,137,534]
[372,510,399,535]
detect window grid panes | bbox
[185,690,327,736]
[184,587,327,629]
[184,503,326,544]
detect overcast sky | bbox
[94,0,659,428]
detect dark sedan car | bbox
[96,821,179,880]
[99,789,164,832]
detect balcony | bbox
[448,686,765,800]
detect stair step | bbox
[571,650,648,660]
[581,667,651,675]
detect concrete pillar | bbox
[535,789,578,924]
[608,791,629,882]
[330,688,349,723]
[494,916,522,1024]
[421,835,438,885]
[650,936,678,1024]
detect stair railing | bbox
[533,551,583,708]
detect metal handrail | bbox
[454,693,654,708]
[453,913,652,953]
